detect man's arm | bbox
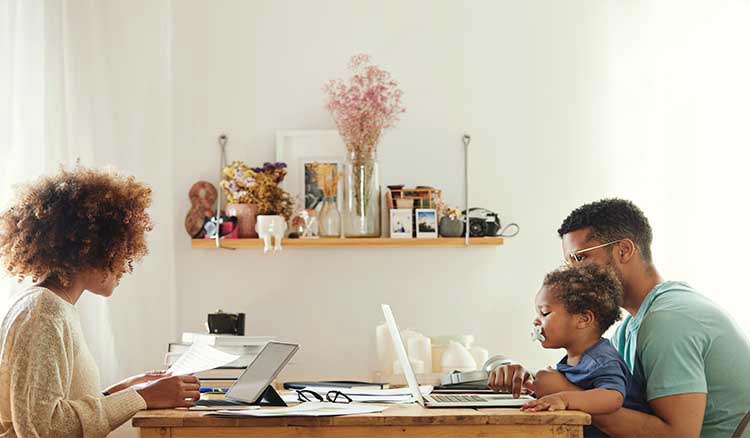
[526,368,707,438]
[593,393,706,438]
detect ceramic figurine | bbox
[255,215,287,253]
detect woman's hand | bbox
[105,370,170,395]
[521,393,569,412]
[136,375,201,409]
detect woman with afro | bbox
[0,167,199,437]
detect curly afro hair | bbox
[557,198,654,264]
[0,166,153,286]
[543,264,623,334]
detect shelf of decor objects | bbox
[191,237,503,249]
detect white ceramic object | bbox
[430,334,474,372]
[407,336,432,372]
[400,329,422,357]
[375,322,395,374]
[393,358,424,375]
[469,345,489,369]
[255,215,287,253]
[441,341,477,373]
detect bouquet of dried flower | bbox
[308,162,340,198]
[220,161,293,220]
[324,54,405,160]
[324,54,405,216]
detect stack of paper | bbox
[209,402,386,417]
[281,385,433,404]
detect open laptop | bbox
[190,341,299,410]
[382,304,533,408]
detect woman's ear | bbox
[99,270,111,285]
[576,310,596,329]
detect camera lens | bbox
[469,219,485,237]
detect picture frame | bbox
[275,130,345,211]
[390,209,413,238]
[415,209,438,238]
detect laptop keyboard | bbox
[431,395,487,403]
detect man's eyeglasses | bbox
[296,389,352,404]
[563,239,632,266]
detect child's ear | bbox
[576,310,596,329]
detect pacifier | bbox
[531,325,546,342]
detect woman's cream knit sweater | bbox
[0,287,146,437]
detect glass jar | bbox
[343,150,380,237]
[318,196,341,237]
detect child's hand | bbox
[520,393,568,412]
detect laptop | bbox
[381,304,534,408]
[190,341,299,410]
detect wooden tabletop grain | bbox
[132,404,591,428]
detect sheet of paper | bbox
[167,344,240,376]
[209,402,386,417]
[280,386,432,404]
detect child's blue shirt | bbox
[555,338,651,438]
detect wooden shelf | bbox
[191,237,503,249]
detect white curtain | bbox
[1,2,176,435]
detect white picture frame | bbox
[390,209,413,238]
[275,130,345,211]
[415,209,438,238]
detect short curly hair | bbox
[543,264,623,334]
[557,198,654,264]
[0,166,153,286]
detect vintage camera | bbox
[200,216,238,239]
[464,208,502,237]
[207,310,245,335]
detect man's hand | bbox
[105,370,170,395]
[487,364,533,398]
[521,393,568,412]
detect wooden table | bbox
[132,404,590,437]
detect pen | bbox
[199,387,228,393]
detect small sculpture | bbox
[185,181,217,237]
[255,215,287,254]
[300,209,319,239]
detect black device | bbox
[463,208,502,237]
[207,310,245,335]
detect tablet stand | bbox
[253,385,286,407]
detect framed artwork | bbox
[390,209,413,238]
[276,130,345,210]
[415,209,438,238]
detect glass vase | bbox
[318,196,341,237]
[343,150,381,237]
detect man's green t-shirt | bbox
[612,281,750,438]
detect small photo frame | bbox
[416,209,438,238]
[303,162,338,210]
[390,209,413,238]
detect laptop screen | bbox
[226,341,298,404]
[381,304,425,405]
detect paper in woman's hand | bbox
[167,344,240,376]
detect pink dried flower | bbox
[324,54,405,160]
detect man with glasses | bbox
[488,198,750,438]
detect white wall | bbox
[171,0,750,385]
[171,0,622,380]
